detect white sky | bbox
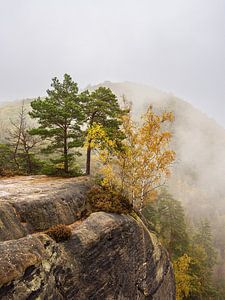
[0,0,225,127]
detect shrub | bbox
[87,185,133,215]
[16,154,44,175]
[41,162,83,177]
[41,163,62,176]
[45,224,72,242]
[0,143,15,176]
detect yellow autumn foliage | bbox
[173,254,199,300]
[86,106,175,210]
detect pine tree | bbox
[82,87,125,175]
[29,74,84,174]
[188,219,217,299]
[144,190,189,259]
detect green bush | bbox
[45,224,72,242]
[41,162,83,177]
[0,143,45,176]
[0,143,15,176]
[87,185,133,214]
[16,154,44,175]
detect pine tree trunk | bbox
[64,128,68,173]
[86,114,95,176]
[86,143,91,175]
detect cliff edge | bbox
[0,176,175,299]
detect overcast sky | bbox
[0,0,224,127]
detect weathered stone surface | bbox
[0,176,89,234]
[0,234,69,300]
[0,234,45,286]
[0,212,175,300]
[0,202,28,241]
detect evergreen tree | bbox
[144,190,189,259]
[82,87,125,175]
[143,191,218,299]
[188,219,217,299]
[192,219,217,269]
[29,74,84,174]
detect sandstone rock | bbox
[0,176,175,299]
[0,176,89,235]
[0,202,28,241]
[0,212,175,300]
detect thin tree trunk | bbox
[64,127,68,173]
[86,143,91,175]
[85,113,96,176]
[22,138,32,174]
[13,104,25,169]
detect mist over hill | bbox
[1,82,225,273]
[94,82,225,209]
[94,82,225,279]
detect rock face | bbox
[0,176,175,299]
[0,176,89,236]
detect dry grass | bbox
[87,185,133,215]
[45,224,72,242]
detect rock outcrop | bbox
[0,176,89,236]
[0,176,175,299]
